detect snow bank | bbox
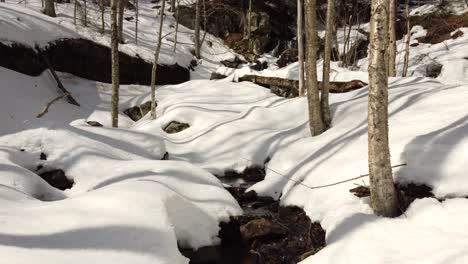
[0,0,238,79]
[0,68,241,264]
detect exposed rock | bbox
[164,121,190,134]
[124,101,153,121]
[276,48,298,68]
[0,39,190,85]
[240,218,288,241]
[225,166,266,183]
[86,121,103,127]
[426,62,443,78]
[210,72,228,80]
[38,169,74,191]
[414,61,443,78]
[249,60,268,71]
[220,56,247,69]
[40,152,47,161]
[451,30,464,39]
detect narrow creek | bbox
[179,166,326,264]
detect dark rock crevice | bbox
[0,39,190,85]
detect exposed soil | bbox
[350,182,436,215]
[163,121,190,134]
[38,169,74,191]
[181,167,326,264]
[405,12,468,44]
[0,39,190,85]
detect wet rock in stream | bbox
[182,166,326,264]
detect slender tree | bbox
[402,0,411,77]
[321,0,334,128]
[83,0,88,27]
[43,0,56,17]
[246,0,253,49]
[173,0,180,52]
[74,0,77,24]
[100,0,105,33]
[170,0,175,12]
[135,0,138,43]
[118,0,127,43]
[150,0,166,119]
[111,0,120,127]
[297,0,305,96]
[388,0,396,76]
[368,0,399,217]
[305,0,325,136]
[194,0,201,58]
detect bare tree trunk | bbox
[200,0,208,48]
[111,0,120,127]
[332,23,340,60]
[83,0,87,27]
[247,0,252,49]
[150,0,166,119]
[194,0,201,59]
[100,0,105,33]
[135,0,138,43]
[173,0,180,52]
[305,0,325,136]
[368,0,399,217]
[402,0,411,77]
[297,0,305,96]
[74,0,77,24]
[43,0,56,17]
[118,0,127,43]
[321,0,334,128]
[388,0,396,76]
[170,0,175,11]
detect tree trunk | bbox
[118,0,127,43]
[402,0,411,77]
[111,0,120,127]
[238,75,367,94]
[297,0,305,96]
[135,0,138,43]
[74,0,77,24]
[247,0,252,49]
[150,0,166,119]
[368,0,399,217]
[43,0,56,17]
[100,0,105,33]
[170,0,175,11]
[194,0,201,59]
[321,0,334,128]
[388,0,396,76]
[173,0,180,52]
[304,0,325,136]
[83,0,87,27]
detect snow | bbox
[0,0,238,79]
[1,0,468,263]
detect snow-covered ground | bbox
[0,0,238,79]
[0,0,467,263]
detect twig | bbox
[242,157,407,190]
[36,92,70,118]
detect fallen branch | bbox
[266,163,407,190]
[238,75,367,94]
[35,46,80,107]
[241,157,406,191]
[36,92,70,118]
